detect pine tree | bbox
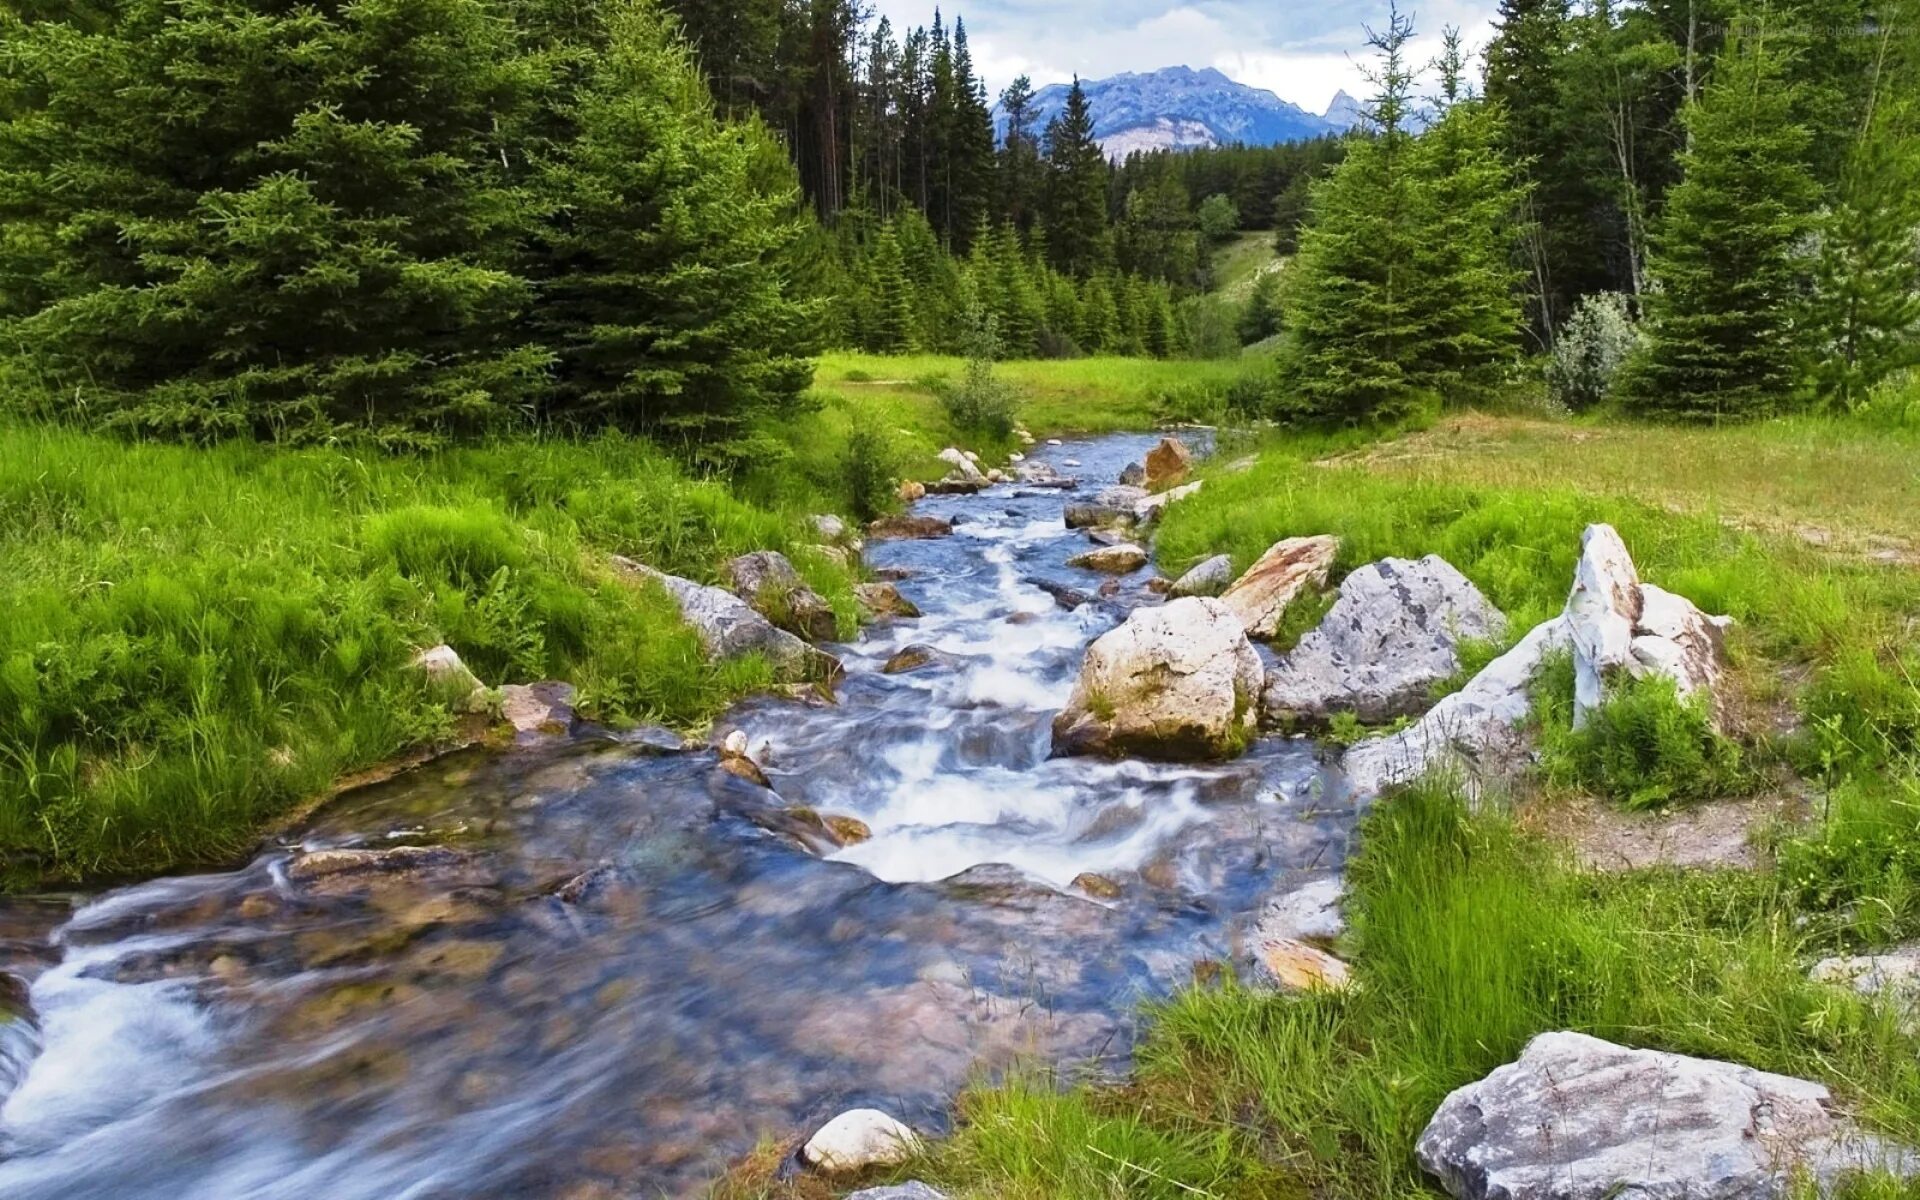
[1622,28,1821,419]
[1278,6,1429,423]
[528,0,817,461]
[0,0,549,443]
[1239,269,1283,345]
[1042,79,1113,277]
[998,75,1044,234]
[867,222,916,353]
[1080,273,1121,352]
[1803,8,1920,410]
[1408,39,1530,400]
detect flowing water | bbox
[0,433,1361,1199]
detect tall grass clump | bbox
[1534,654,1751,810]
[0,425,850,888]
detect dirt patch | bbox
[1523,790,1811,873]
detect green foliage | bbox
[1622,29,1823,419]
[838,427,900,523]
[1535,654,1750,809]
[939,308,1018,438]
[0,0,548,444]
[0,0,815,456]
[0,423,847,887]
[1042,78,1113,278]
[1279,8,1528,423]
[1237,269,1283,346]
[1547,291,1640,411]
[1802,16,1920,413]
[527,0,819,465]
[1195,192,1241,244]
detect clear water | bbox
[0,434,1358,1198]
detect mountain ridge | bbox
[994,65,1347,158]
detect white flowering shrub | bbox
[1547,292,1639,412]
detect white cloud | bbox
[867,0,1503,113]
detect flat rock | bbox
[1417,1030,1915,1199]
[612,556,841,685]
[1219,535,1340,640]
[847,1184,947,1200]
[1264,556,1505,725]
[867,515,953,540]
[1133,480,1203,524]
[799,1107,922,1174]
[1812,943,1920,1024]
[1067,543,1148,574]
[883,644,958,675]
[1063,502,1136,530]
[855,582,920,619]
[1252,937,1352,992]
[1052,597,1262,761]
[500,682,576,739]
[1254,875,1346,945]
[1344,616,1570,799]
[1170,554,1234,598]
[286,845,469,884]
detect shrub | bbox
[940,307,1018,439]
[1537,656,1749,810]
[1546,292,1639,412]
[838,427,899,523]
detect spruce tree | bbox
[867,222,916,353]
[1408,44,1529,400]
[1278,7,1429,423]
[528,0,817,462]
[1042,79,1113,277]
[0,0,548,443]
[1622,28,1821,419]
[1803,10,1920,410]
[1239,269,1283,345]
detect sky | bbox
[866,0,1504,114]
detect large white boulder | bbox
[1567,524,1731,729]
[1264,556,1506,725]
[1418,1031,1914,1199]
[1219,535,1340,640]
[1344,616,1570,799]
[1052,597,1263,760]
[800,1108,922,1174]
[612,557,841,685]
[724,550,839,643]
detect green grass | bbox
[0,423,868,888]
[1209,231,1286,301]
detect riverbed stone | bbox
[612,556,841,685]
[410,645,489,711]
[1145,436,1193,490]
[1417,1031,1914,1200]
[1133,480,1203,524]
[1052,597,1262,760]
[1119,461,1146,486]
[500,682,575,739]
[896,480,926,502]
[809,514,849,542]
[799,1107,922,1174]
[1170,554,1235,598]
[883,644,958,675]
[1253,937,1352,992]
[867,514,952,540]
[1067,543,1148,574]
[1219,535,1340,640]
[1264,556,1506,725]
[937,447,986,483]
[1344,616,1569,799]
[855,582,920,619]
[724,551,839,643]
[1568,524,1733,730]
[1254,875,1346,945]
